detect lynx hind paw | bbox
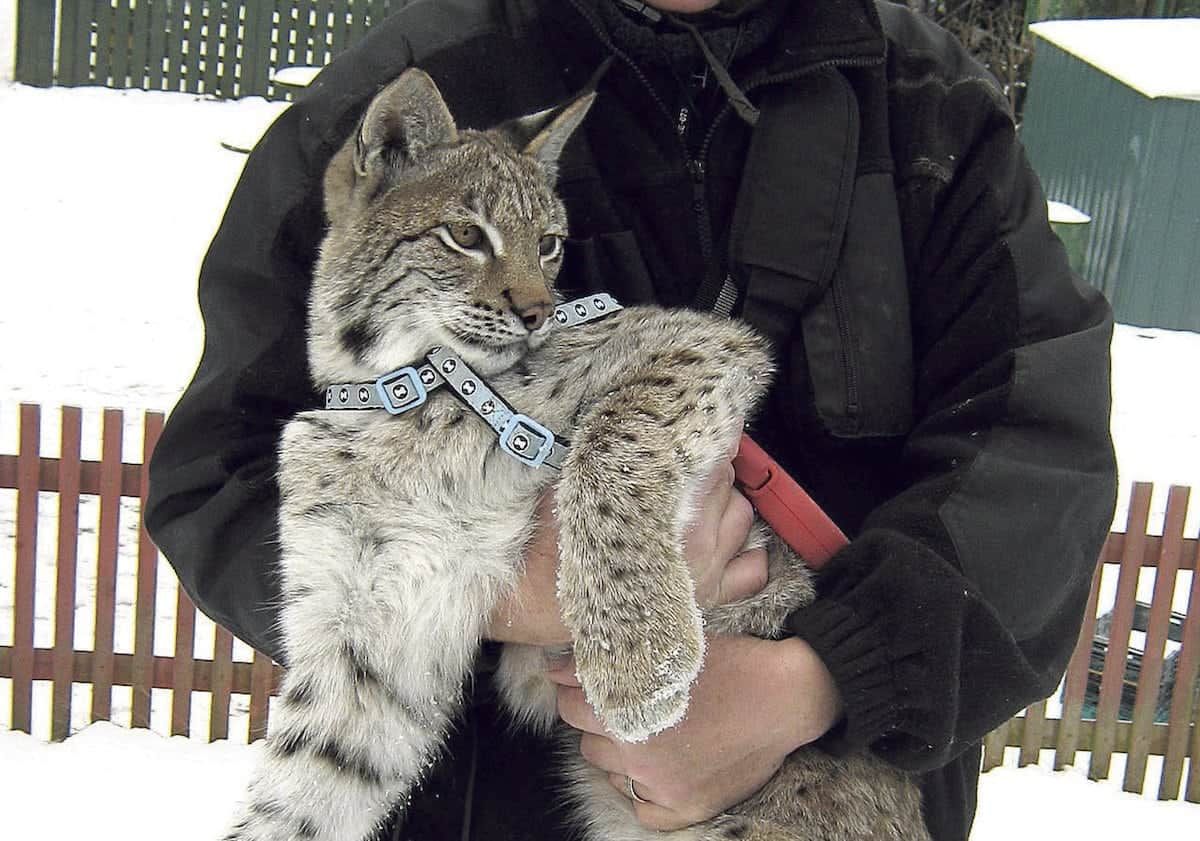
[575,616,705,742]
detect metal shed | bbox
[1020,19,1200,331]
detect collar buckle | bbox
[499,414,557,468]
[375,366,429,414]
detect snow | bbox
[0,722,259,841]
[1030,18,1200,102]
[0,58,1198,839]
[272,64,324,88]
[973,752,1199,840]
[1109,325,1200,537]
[1047,199,1090,225]
[1,723,1197,841]
[0,82,288,419]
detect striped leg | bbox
[221,516,488,841]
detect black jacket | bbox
[145,2,1118,839]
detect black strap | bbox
[729,69,860,344]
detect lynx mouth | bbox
[446,327,523,352]
[434,326,539,376]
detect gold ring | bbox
[627,775,650,805]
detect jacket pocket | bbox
[800,172,915,438]
[560,231,657,304]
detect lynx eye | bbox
[538,235,563,260]
[448,223,484,250]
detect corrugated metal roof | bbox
[1030,19,1200,101]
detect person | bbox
[145,1,1118,839]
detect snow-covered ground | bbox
[0,82,287,418]
[0,63,1197,839]
[1,722,1197,841]
[2,723,259,841]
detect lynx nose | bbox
[503,287,553,332]
[517,302,551,331]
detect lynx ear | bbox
[323,69,457,224]
[354,68,458,177]
[501,93,596,177]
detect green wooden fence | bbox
[14,0,408,99]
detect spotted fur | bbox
[222,69,928,841]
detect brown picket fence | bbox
[1,403,1198,802]
[980,480,1200,801]
[0,403,283,744]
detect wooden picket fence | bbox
[0,403,283,743]
[1,403,1198,803]
[980,480,1200,801]
[13,0,407,99]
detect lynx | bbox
[221,68,928,841]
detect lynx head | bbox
[309,68,594,384]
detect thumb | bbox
[716,548,769,605]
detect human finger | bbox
[487,490,571,645]
[608,772,662,808]
[525,489,562,558]
[715,547,769,604]
[545,653,582,687]
[725,420,745,459]
[691,460,736,541]
[685,461,738,606]
[714,488,756,561]
[556,685,607,735]
[579,734,626,776]
[631,799,692,832]
[691,487,757,608]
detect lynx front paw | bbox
[576,627,704,742]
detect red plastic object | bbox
[732,434,848,569]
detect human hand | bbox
[551,634,843,830]
[486,452,768,645]
[488,490,573,646]
[683,456,769,609]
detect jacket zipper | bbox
[687,156,717,304]
[566,3,720,308]
[562,1,751,310]
[830,270,861,418]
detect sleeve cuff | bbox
[787,596,904,752]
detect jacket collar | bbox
[547,0,886,79]
[765,0,887,72]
